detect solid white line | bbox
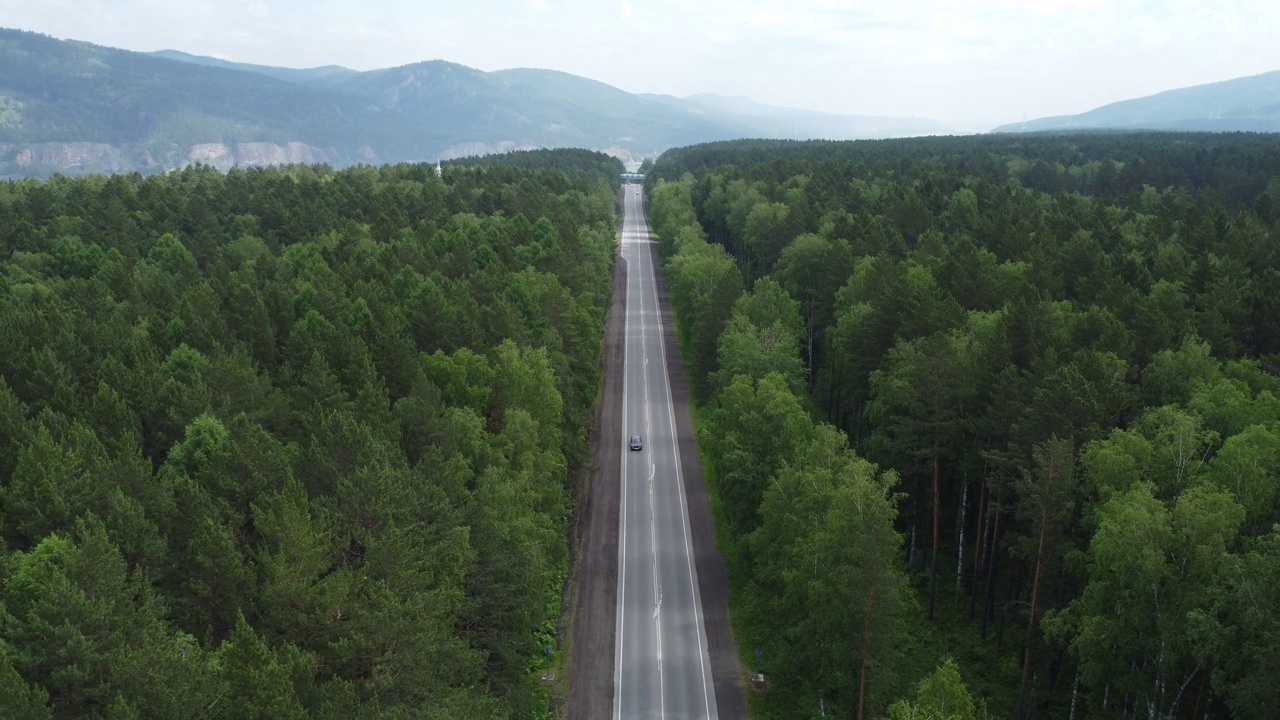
[613,188,631,719]
[637,190,717,719]
[636,200,666,719]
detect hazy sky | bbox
[5,0,1280,130]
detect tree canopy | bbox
[0,152,616,718]
[647,132,1280,718]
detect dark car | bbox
[630,435,642,451]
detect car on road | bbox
[629,435,642,451]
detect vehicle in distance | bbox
[629,435,642,451]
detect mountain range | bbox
[994,70,1280,133]
[3,27,1278,178]
[0,28,948,177]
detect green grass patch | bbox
[532,529,572,720]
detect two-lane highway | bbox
[614,184,718,720]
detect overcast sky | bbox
[5,0,1279,130]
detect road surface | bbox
[614,183,719,720]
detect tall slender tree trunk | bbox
[998,569,1010,646]
[969,479,988,622]
[1191,670,1207,720]
[981,500,1002,641]
[805,288,816,392]
[956,478,968,597]
[907,524,916,571]
[1169,669,1196,719]
[928,446,940,621]
[908,475,918,570]
[1069,663,1082,720]
[1017,510,1050,719]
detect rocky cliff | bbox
[182,142,343,170]
[4,142,147,175]
[0,140,349,177]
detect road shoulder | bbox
[566,228,627,720]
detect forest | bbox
[442,149,629,189]
[0,151,622,717]
[645,132,1280,718]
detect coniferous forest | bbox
[646,133,1280,719]
[0,154,621,717]
[6,130,1280,720]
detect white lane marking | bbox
[613,188,632,718]
[638,224,666,720]
[637,192,718,719]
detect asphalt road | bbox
[614,184,719,720]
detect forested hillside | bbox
[646,133,1280,718]
[0,150,622,718]
[0,29,409,165]
[0,28,950,179]
[994,71,1280,133]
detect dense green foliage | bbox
[445,149,625,188]
[648,133,1280,718]
[649,171,918,718]
[654,134,1280,209]
[889,659,978,720]
[0,155,616,718]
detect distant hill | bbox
[317,63,747,154]
[0,29,415,175]
[673,93,950,139]
[0,28,948,177]
[994,71,1280,133]
[147,49,361,86]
